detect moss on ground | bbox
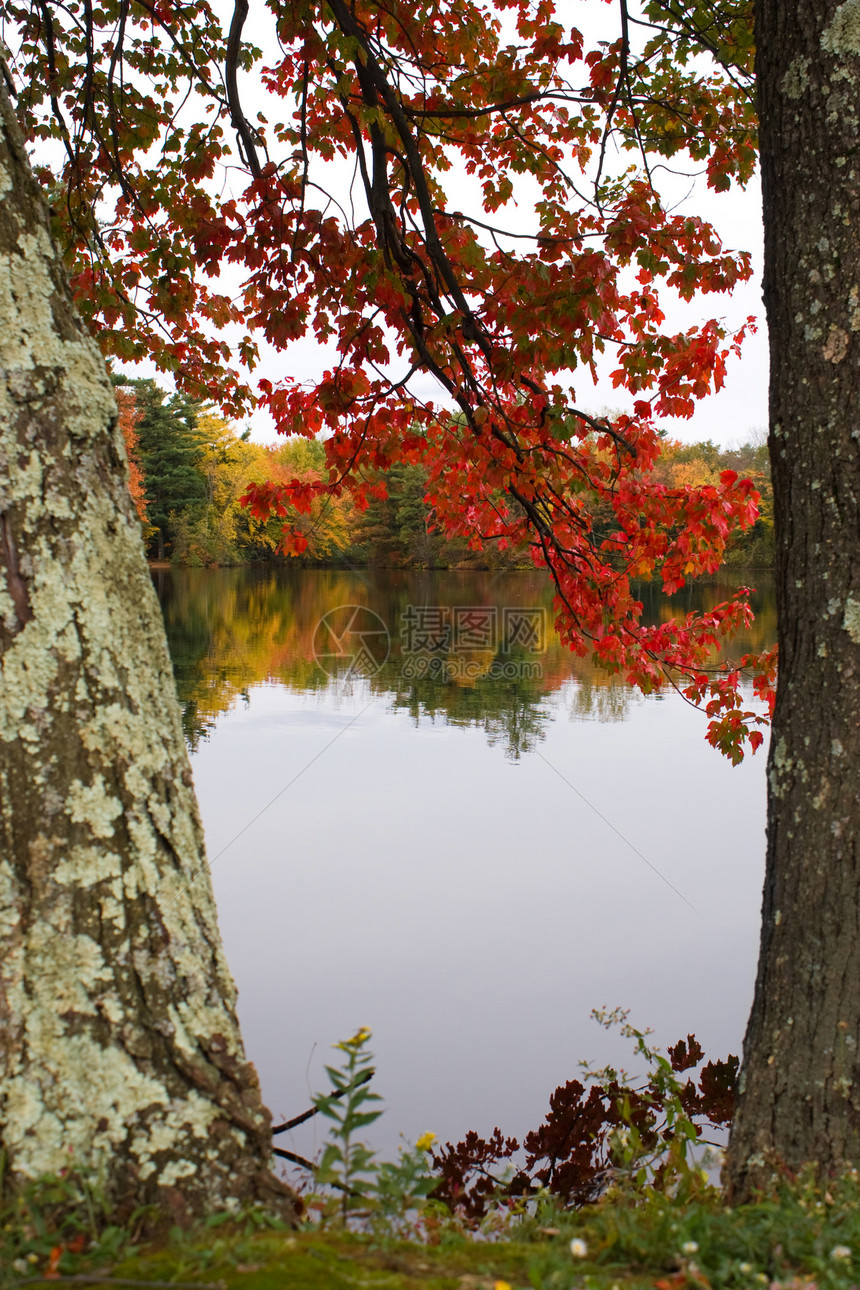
[103,1228,538,1289]
[6,1169,860,1290]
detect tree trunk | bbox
[725,0,860,1195]
[0,86,295,1223]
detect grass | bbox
[4,1169,860,1290]
[4,1031,859,1290]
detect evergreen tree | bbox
[117,379,207,560]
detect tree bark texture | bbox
[0,85,295,1222]
[726,0,860,1195]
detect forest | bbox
[121,377,774,569]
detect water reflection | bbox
[154,567,776,758]
[152,565,776,1163]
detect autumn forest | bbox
[120,377,774,570]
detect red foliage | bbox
[430,1035,738,1219]
[9,0,773,753]
[115,388,149,525]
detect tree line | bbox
[122,377,773,569]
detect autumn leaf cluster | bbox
[6,0,772,754]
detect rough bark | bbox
[0,85,296,1222]
[725,0,860,1195]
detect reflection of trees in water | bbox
[633,575,777,662]
[152,568,778,753]
[154,566,344,747]
[386,665,552,760]
[566,677,641,724]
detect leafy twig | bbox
[271,1068,374,1135]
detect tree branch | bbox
[272,1067,374,1135]
[225,0,262,179]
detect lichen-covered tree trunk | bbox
[0,86,295,1222]
[725,0,860,1196]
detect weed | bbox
[370,1133,441,1239]
[0,1161,140,1281]
[429,1008,737,1223]
[311,1026,383,1223]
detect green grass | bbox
[5,1171,860,1290]
[4,1030,860,1290]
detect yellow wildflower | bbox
[336,1026,372,1051]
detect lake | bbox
[153,565,775,1170]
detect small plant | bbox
[295,1014,735,1236]
[371,1132,441,1238]
[303,1031,444,1237]
[313,1026,383,1222]
[0,1162,140,1281]
[586,1006,734,1194]
[430,1009,737,1223]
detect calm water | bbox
[154,566,776,1167]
